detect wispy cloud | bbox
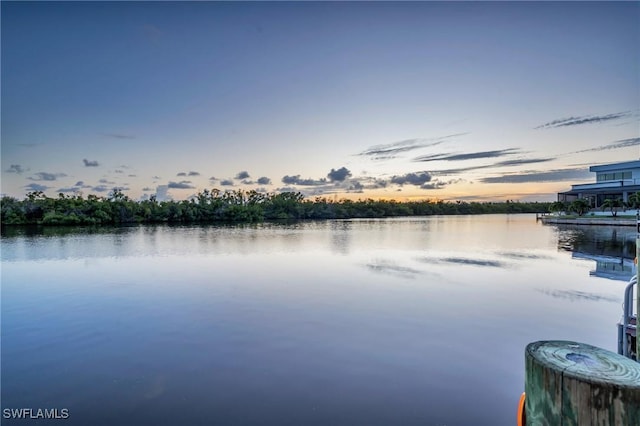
[188,171,200,176]
[83,158,99,167]
[168,181,195,189]
[431,157,554,175]
[220,179,234,186]
[479,168,591,184]
[102,132,136,140]
[29,172,67,181]
[414,148,520,162]
[573,137,640,153]
[357,133,467,160]
[6,164,25,174]
[535,111,631,129]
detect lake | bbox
[1,214,636,425]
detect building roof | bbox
[559,184,640,196]
[590,160,640,173]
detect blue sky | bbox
[2,1,639,202]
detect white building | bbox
[558,160,640,207]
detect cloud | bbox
[83,159,99,167]
[115,169,124,174]
[241,179,254,185]
[357,133,467,159]
[177,172,187,176]
[414,148,520,162]
[6,164,25,174]
[168,181,195,189]
[360,177,388,189]
[75,181,84,186]
[420,181,447,190]
[152,175,161,180]
[235,171,250,180]
[92,185,111,192]
[57,187,80,193]
[479,168,591,184]
[281,175,327,186]
[493,158,553,167]
[220,179,234,186]
[142,187,153,191]
[276,186,298,193]
[128,174,137,177]
[257,176,271,185]
[390,172,433,186]
[431,157,554,175]
[102,133,136,139]
[573,137,640,154]
[347,181,364,193]
[99,178,115,184]
[155,185,171,201]
[535,111,631,129]
[29,172,67,181]
[188,171,200,176]
[327,167,352,182]
[25,183,50,192]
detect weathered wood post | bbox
[525,340,640,425]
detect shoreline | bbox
[540,216,639,226]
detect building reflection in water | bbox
[555,224,637,281]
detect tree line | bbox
[1,189,554,226]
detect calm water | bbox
[1,215,636,425]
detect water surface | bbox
[1,215,636,425]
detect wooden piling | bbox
[525,340,640,425]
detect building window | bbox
[597,171,631,181]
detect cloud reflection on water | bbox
[536,288,620,303]
[417,256,508,268]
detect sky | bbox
[2,1,639,202]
